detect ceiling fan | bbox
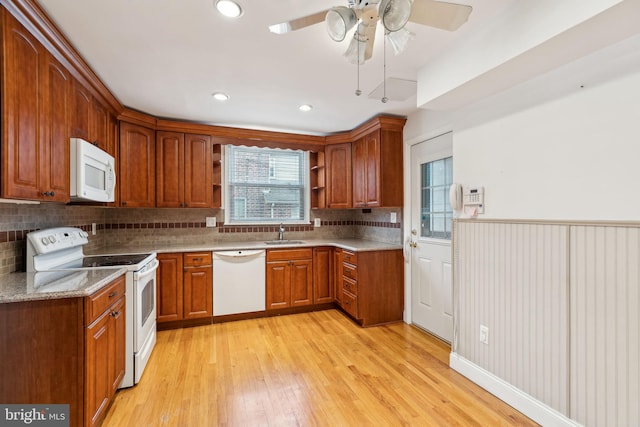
[268,0,473,64]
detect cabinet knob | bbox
[108,291,118,298]
[110,310,120,317]
[122,201,127,206]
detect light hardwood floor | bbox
[104,310,537,426]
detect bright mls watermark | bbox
[0,405,69,426]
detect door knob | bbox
[411,229,417,235]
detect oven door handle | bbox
[135,259,159,281]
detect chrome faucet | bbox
[278,223,285,241]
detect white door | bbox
[410,132,453,342]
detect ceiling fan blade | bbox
[269,10,330,34]
[408,0,472,31]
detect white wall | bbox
[454,70,640,221]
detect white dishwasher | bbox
[213,249,266,315]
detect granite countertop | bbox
[0,268,127,304]
[90,238,403,256]
[1,239,401,304]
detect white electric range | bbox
[26,227,159,388]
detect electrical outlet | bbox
[91,223,97,236]
[479,325,489,345]
[314,218,321,227]
[390,212,397,223]
[205,217,217,227]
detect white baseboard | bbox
[449,353,581,427]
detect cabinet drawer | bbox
[342,250,357,265]
[266,248,312,262]
[342,262,357,281]
[342,290,358,318]
[343,276,357,296]
[184,252,212,267]
[85,275,126,324]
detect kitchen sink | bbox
[264,240,305,245]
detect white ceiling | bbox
[37,0,514,135]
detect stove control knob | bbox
[41,237,49,246]
[48,236,56,244]
[81,231,89,238]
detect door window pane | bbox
[420,156,453,239]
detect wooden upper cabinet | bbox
[325,143,352,208]
[70,78,91,141]
[352,127,403,208]
[1,10,69,202]
[184,134,213,208]
[156,131,185,208]
[43,54,71,202]
[119,121,156,207]
[89,98,109,152]
[70,76,113,155]
[352,131,382,208]
[156,131,213,208]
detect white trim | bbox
[449,353,582,427]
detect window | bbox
[421,156,453,239]
[225,146,309,224]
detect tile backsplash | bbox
[0,203,402,276]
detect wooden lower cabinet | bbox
[183,252,213,319]
[0,274,126,427]
[157,252,213,323]
[313,247,334,304]
[85,294,125,427]
[337,249,404,326]
[156,253,184,322]
[266,249,313,309]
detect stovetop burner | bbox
[81,254,151,268]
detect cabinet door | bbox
[70,78,91,141]
[352,132,381,208]
[119,121,155,207]
[1,11,44,200]
[364,131,381,207]
[333,249,343,305]
[183,265,213,319]
[85,310,111,427]
[90,98,109,152]
[42,54,71,202]
[351,137,367,208]
[109,297,126,394]
[156,253,184,322]
[325,143,352,208]
[266,261,290,310]
[156,131,185,208]
[291,259,313,307]
[313,247,333,304]
[184,134,213,208]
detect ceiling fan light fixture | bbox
[380,0,411,32]
[298,104,313,112]
[215,0,242,18]
[387,26,414,54]
[344,34,366,65]
[326,7,358,42]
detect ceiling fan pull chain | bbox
[382,30,388,103]
[355,29,362,96]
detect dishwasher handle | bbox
[213,249,265,260]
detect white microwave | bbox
[70,138,116,202]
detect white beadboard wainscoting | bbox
[451,220,640,427]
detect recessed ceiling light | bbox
[212,92,230,101]
[298,104,313,112]
[215,0,242,18]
